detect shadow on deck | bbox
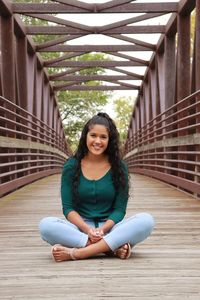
[0,174,200,300]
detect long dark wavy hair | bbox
[72,112,128,204]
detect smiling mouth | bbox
[93,145,102,150]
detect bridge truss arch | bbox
[0,0,199,197]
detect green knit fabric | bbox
[61,157,129,224]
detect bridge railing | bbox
[124,90,200,197]
[0,96,70,197]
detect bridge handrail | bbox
[126,89,200,149]
[0,96,70,197]
[0,96,67,153]
[124,90,200,197]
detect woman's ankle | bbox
[74,248,86,259]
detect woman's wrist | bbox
[83,225,92,235]
[100,220,115,234]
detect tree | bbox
[113,96,136,146]
[190,9,196,57]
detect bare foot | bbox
[51,244,77,262]
[115,244,131,259]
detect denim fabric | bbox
[39,213,155,251]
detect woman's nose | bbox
[94,137,101,143]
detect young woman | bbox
[39,113,155,262]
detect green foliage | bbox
[113,96,135,145]
[190,9,196,56]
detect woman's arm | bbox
[67,211,106,244]
[67,210,91,234]
[99,219,115,234]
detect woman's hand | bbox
[88,228,104,244]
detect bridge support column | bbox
[177,13,191,100]
[0,15,15,102]
[195,0,200,192]
[196,0,200,90]
[164,34,176,175]
[177,11,191,181]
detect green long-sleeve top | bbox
[61,157,129,224]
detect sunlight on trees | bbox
[113,96,136,146]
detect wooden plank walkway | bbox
[0,174,200,300]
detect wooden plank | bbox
[0,174,200,299]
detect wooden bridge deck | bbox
[0,174,200,300]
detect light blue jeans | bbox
[39,213,155,251]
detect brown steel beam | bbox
[12,3,91,14]
[196,0,200,90]
[0,169,62,198]
[26,25,165,35]
[109,80,139,89]
[105,52,149,65]
[0,15,15,101]
[140,13,177,94]
[37,44,153,53]
[26,26,88,35]
[54,78,140,90]
[50,67,143,81]
[177,13,190,101]
[26,14,92,32]
[106,34,155,50]
[44,52,88,66]
[130,168,200,195]
[16,36,28,110]
[35,35,84,50]
[0,0,12,17]
[164,34,176,108]
[103,25,165,34]
[46,60,146,68]
[97,0,135,11]
[14,14,26,38]
[54,76,139,89]
[99,13,165,32]
[99,2,178,13]
[52,75,139,82]
[54,85,139,91]
[53,0,93,11]
[13,3,178,14]
[165,12,177,37]
[50,68,86,80]
[107,67,143,79]
[178,0,196,15]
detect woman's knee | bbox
[136,212,155,233]
[39,216,57,237]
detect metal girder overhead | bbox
[0,0,191,92]
[12,2,178,14]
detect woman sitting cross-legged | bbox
[39,112,155,262]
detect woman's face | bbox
[86,124,109,156]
